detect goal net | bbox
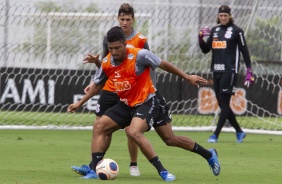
[0,0,281,134]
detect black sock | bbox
[130,162,137,167]
[192,143,212,160]
[91,152,104,171]
[149,156,166,174]
[89,152,106,168]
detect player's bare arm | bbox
[84,82,94,93]
[83,54,102,68]
[158,60,207,87]
[83,54,102,93]
[68,83,104,113]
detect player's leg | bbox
[154,92,209,152]
[126,96,175,181]
[154,124,220,176]
[208,73,232,142]
[207,73,221,142]
[216,72,245,142]
[83,101,132,179]
[223,73,246,142]
[123,90,172,177]
[82,115,120,179]
[213,73,233,138]
[154,91,194,149]
[71,90,119,176]
[155,123,194,149]
[127,120,176,181]
[71,90,119,177]
[71,116,102,176]
[153,91,221,176]
[92,90,120,151]
[125,127,140,176]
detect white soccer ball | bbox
[96,158,119,180]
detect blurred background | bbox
[0,0,281,132]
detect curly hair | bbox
[106,26,126,43]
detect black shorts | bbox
[104,96,159,130]
[213,72,238,95]
[95,90,119,116]
[153,91,172,127]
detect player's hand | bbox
[83,54,100,64]
[199,27,211,39]
[67,103,81,113]
[244,68,254,88]
[187,75,207,88]
[84,82,94,93]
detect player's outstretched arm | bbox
[67,83,103,113]
[158,60,207,88]
[83,54,102,94]
[84,82,95,93]
[83,54,102,68]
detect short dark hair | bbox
[118,3,135,19]
[107,26,126,43]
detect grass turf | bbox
[0,130,281,184]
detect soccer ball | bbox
[96,158,119,180]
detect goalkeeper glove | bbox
[199,27,211,40]
[244,68,254,87]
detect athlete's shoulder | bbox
[127,47,143,52]
[137,32,147,40]
[102,56,110,63]
[132,28,147,40]
[230,23,244,35]
[211,24,220,32]
[137,48,150,55]
[126,47,143,57]
[136,49,158,61]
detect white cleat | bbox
[129,166,141,176]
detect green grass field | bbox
[0,130,282,184]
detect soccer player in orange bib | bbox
[68,26,220,181]
[74,3,152,177]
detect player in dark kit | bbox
[198,5,254,143]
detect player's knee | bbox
[162,137,176,146]
[125,127,135,138]
[125,127,132,139]
[94,119,107,133]
[125,127,142,142]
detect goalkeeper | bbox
[198,5,254,143]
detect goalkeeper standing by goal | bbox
[198,5,254,143]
